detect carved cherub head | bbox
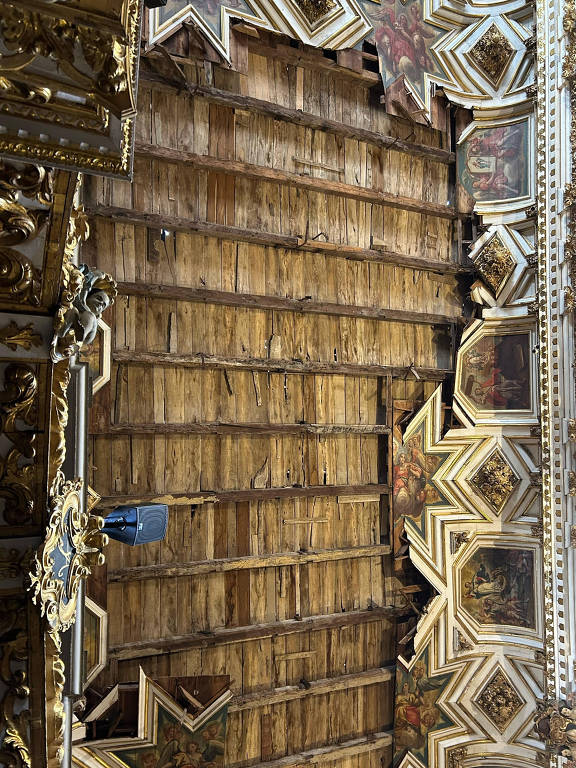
[76,265,117,320]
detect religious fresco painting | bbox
[461,547,535,628]
[459,332,531,411]
[110,703,228,768]
[458,121,529,202]
[392,421,449,543]
[394,645,454,766]
[358,0,448,102]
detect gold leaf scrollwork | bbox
[0,597,31,768]
[0,363,38,527]
[28,473,108,649]
[0,4,131,115]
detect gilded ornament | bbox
[470,449,519,513]
[570,525,576,547]
[475,669,524,731]
[472,234,515,294]
[565,182,576,208]
[0,597,31,768]
[469,24,514,85]
[447,747,467,768]
[569,471,576,497]
[0,161,52,246]
[565,285,576,311]
[0,363,38,526]
[455,630,474,651]
[295,0,335,24]
[0,321,42,352]
[531,522,544,537]
[450,531,469,552]
[0,5,131,113]
[28,472,108,648]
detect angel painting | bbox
[394,651,453,765]
[393,429,443,523]
[360,0,445,100]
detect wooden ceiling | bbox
[84,27,464,768]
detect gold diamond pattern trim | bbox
[296,0,335,24]
[469,24,515,86]
[472,234,516,295]
[470,449,520,513]
[475,668,524,731]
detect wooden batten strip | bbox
[136,143,458,220]
[87,207,466,275]
[97,422,392,436]
[141,70,454,164]
[108,544,392,582]
[229,667,395,711]
[232,732,394,768]
[113,350,453,381]
[109,605,404,660]
[117,281,462,327]
[97,483,389,509]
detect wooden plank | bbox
[113,350,453,381]
[97,422,392,436]
[109,605,405,660]
[98,483,390,508]
[117,281,462,326]
[227,730,393,768]
[141,69,454,164]
[108,545,393,582]
[136,144,458,220]
[229,666,395,711]
[87,207,467,275]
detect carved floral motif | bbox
[470,449,519,513]
[296,0,336,23]
[472,234,516,294]
[469,24,514,85]
[476,669,524,731]
[0,322,42,352]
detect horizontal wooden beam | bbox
[97,483,389,509]
[229,666,395,712]
[142,69,453,164]
[136,144,458,220]
[96,421,391,436]
[113,350,454,381]
[109,605,403,660]
[118,281,462,327]
[234,731,393,768]
[87,207,466,276]
[108,544,392,582]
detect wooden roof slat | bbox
[109,605,405,659]
[141,69,454,164]
[97,482,390,508]
[117,281,463,327]
[108,544,393,582]
[113,350,453,381]
[87,207,466,275]
[135,143,459,220]
[229,666,395,711]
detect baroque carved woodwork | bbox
[0,0,143,177]
[470,449,519,513]
[0,363,38,527]
[29,473,108,648]
[475,669,525,731]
